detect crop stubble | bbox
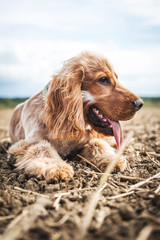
[0,107,160,240]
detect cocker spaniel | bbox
[8,52,143,181]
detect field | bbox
[0,105,160,240]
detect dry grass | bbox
[0,106,160,240]
[78,131,134,239]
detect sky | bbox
[0,0,160,97]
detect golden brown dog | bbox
[8,51,143,181]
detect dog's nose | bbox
[132,99,143,110]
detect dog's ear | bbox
[43,64,86,140]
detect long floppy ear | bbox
[43,63,86,140]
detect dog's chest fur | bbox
[50,138,88,158]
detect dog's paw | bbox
[44,162,74,182]
[98,155,126,172]
[114,156,127,172]
[8,140,31,157]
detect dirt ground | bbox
[0,107,160,240]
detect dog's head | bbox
[43,51,143,147]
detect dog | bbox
[8,51,143,181]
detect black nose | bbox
[132,99,143,110]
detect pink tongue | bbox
[108,120,123,149]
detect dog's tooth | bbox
[103,118,107,122]
[95,110,99,114]
[99,114,103,118]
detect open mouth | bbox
[89,105,123,149]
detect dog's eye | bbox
[98,77,111,85]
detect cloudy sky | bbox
[0,0,160,97]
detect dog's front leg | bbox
[80,138,126,172]
[8,140,74,181]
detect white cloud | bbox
[0,39,100,85]
[122,74,160,97]
[1,0,160,29]
[0,0,105,31]
[0,38,160,86]
[0,0,160,96]
[122,0,160,25]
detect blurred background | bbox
[0,0,160,99]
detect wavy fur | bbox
[8,51,142,181]
[43,62,85,140]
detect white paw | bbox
[44,162,74,182]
